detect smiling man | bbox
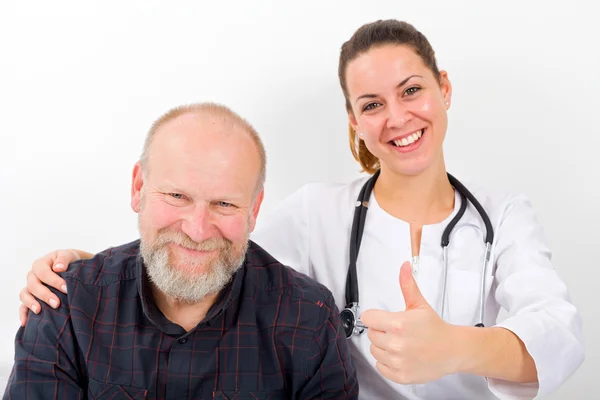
[4,103,358,399]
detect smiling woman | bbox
[345,49,450,182]
[251,20,584,399]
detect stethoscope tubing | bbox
[343,170,494,338]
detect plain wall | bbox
[1,0,598,397]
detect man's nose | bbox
[180,204,215,243]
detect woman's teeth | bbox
[393,129,423,147]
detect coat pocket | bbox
[88,378,149,399]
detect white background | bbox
[0,0,598,397]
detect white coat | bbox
[250,175,584,400]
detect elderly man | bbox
[4,103,358,399]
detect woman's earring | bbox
[359,132,364,138]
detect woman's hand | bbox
[360,261,463,384]
[18,249,88,326]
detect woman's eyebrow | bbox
[355,74,424,103]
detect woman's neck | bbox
[373,157,455,226]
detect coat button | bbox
[179,338,188,344]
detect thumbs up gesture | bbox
[360,261,463,384]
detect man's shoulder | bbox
[61,239,141,286]
[244,240,335,307]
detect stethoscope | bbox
[340,170,495,338]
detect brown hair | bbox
[338,20,440,174]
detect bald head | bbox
[140,103,266,196]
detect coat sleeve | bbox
[487,194,584,399]
[3,287,85,399]
[251,184,313,278]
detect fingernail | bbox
[30,305,38,313]
[49,299,58,308]
[61,285,68,294]
[55,263,65,270]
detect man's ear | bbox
[248,189,265,232]
[131,162,144,213]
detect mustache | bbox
[153,229,231,252]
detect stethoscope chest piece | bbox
[340,302,367,338]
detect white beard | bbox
[139,229,248,303]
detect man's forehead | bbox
[144,112,260,197]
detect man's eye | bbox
[169,193,184,199]
[218,201,233,208]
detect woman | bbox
[17,20,583,399]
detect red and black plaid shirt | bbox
[4,240,358,399]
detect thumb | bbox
[400,261,427,309]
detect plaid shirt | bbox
[4,240,358,399]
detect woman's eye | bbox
[363,102,381,111]
[404,86,421,96]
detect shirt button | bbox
[179,338,188,344]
